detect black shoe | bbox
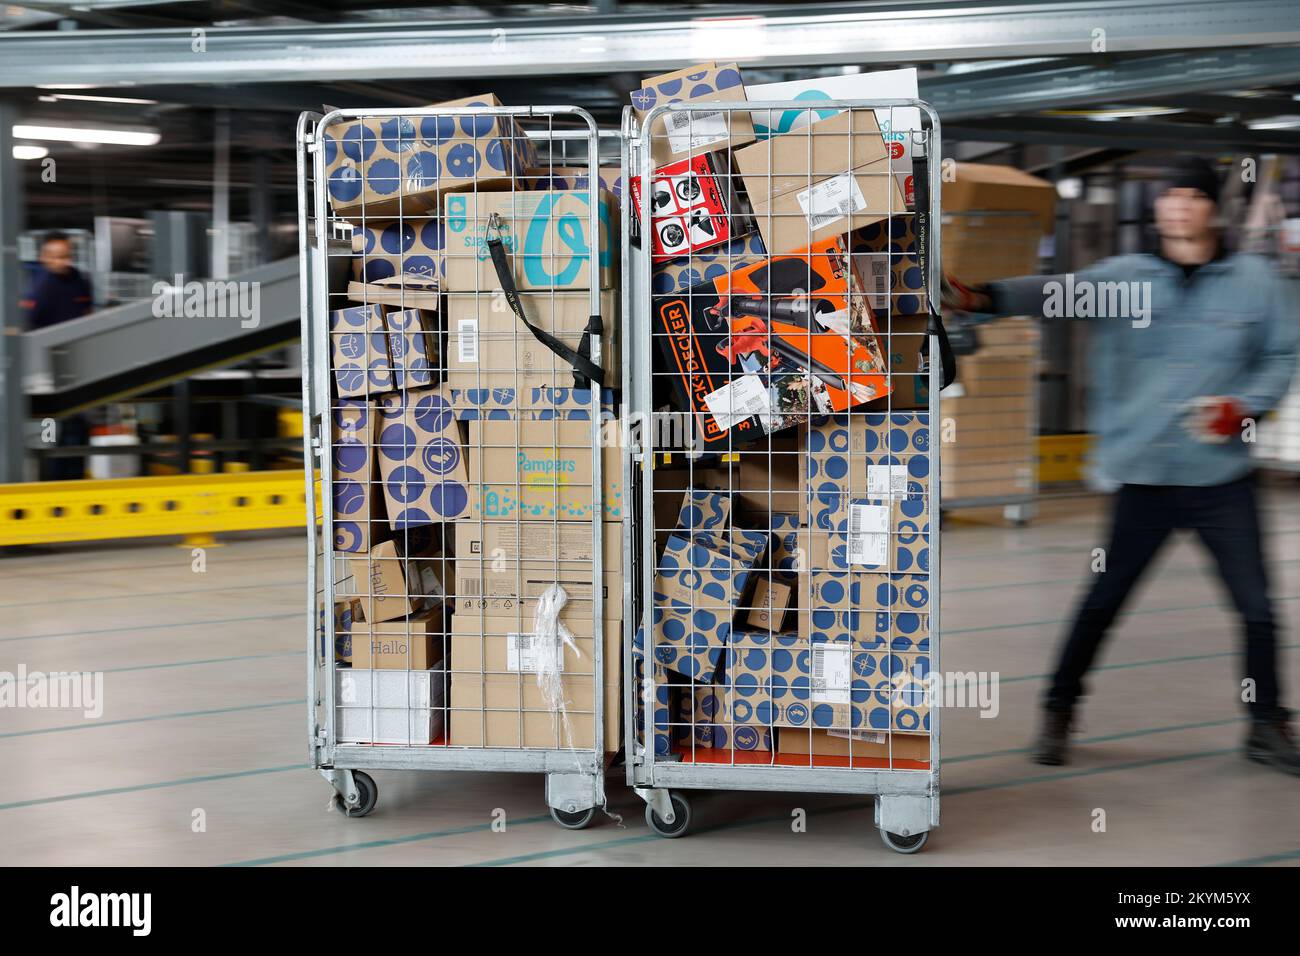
[1032,708,1073,766]
[1245,714,1300,776]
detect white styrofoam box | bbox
[335,669,447,744]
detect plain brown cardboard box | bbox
[349,540,449,623]
[449,614,620,677]
[634,62,756,168]
[734,110,906,254]
[942,163,1056,237]
[444,289,618,394]
[466,417,623,522]
[350,607,448,669]
[453,519,621,574]
[449,673,621,750]
[778,727,931,761]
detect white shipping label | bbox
[703,374,772,431]
[663,109,730,155]
[827,729,887,743]
[811,643,851,704]
[457,318,478,363]
[848,503,890,567]
[797,173,867,232]
[506,633,564,674]
[867,464,909,498]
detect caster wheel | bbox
[880,828,928,854]
[342,771,377,818]
[645,793,691,838]
[550,805,596,830]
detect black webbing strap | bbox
[911,141,958,390]
[484,213,605,390]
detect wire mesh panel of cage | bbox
[620,98,943,850]
[298,103,621,830]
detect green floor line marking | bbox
[1212,847,1300,867]
[0,612,301,643]
[945,521,1300,564]
[0,763,308,811]
[942,717,1245,763]
[945,592,1300,636]
[0,699,304,739]
[95,651,303,675]
[0,580,301,610]
[997,642,1300,684]
[226,814,555,867]
[466,746,1237,867]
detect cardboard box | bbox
[350,606,448,669]
[443,289,618,394]
[805,410,930,527]
[448,385,616,423]
[676,488,732,532]
[652,231,767,296]
[335,669,447,745]
[332,399,389,553]
[453,518,621,580]
[349,538,449,623]
[328,598,360,664]
[942,162,1056,238]
[466,417,622,522]
[346,281,440,310]
[449,613,619,677]
[386,308,442,391]
[797,569,930,649]
[634,657,677,757]
[330,303,394,398]
[375,386,472,527]
[651,237,891,451]
[746,576,792,631]
[801,500,931,575]
[777,728,931,761]
[848,216,925,315]
[730,435,804,516]
[628,152,737,260]
[448,670,620,751]
[351,218,446,297]
[323,94,537,219]
[442,190,615,292]
[687,684,772,752]
[733,110,906,255]
[631,62,755,167]
[745,67,920,207]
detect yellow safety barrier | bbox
[0,471,317,547]
[1037,433,1092,484]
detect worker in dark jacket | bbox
[944,158,1300,776]
[22,231,94,479]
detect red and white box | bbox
[629,153,735,260]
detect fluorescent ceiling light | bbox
[39,93,158,105]
[1247,115,1300,130]
[13,123,160,146]
[13,145,49,161]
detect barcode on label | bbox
[703,374,772,432]
[458,578,481,596]
[869,258,888,310]
[663,109,729,155]
[848,503,890,567]
[811,643,851,704]
[506,632,564,674]
[458,318,478,363]
[797,173,867,232]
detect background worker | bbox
[944,157,1300,775]
[21,230,95,480]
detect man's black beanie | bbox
[1166,156,1221,205]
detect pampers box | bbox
[442,189,615,293]
[375,386,472,528]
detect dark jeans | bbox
[1047,474,1282,723]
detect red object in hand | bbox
[1200,397,1247,438]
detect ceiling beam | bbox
[944,115,1300,152]
[1,1,1298,87]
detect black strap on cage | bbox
[484,213,605,390]
[911,140,958,390]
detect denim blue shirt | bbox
[988,252,1298,487]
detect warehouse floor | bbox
[3,489,1299,867]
